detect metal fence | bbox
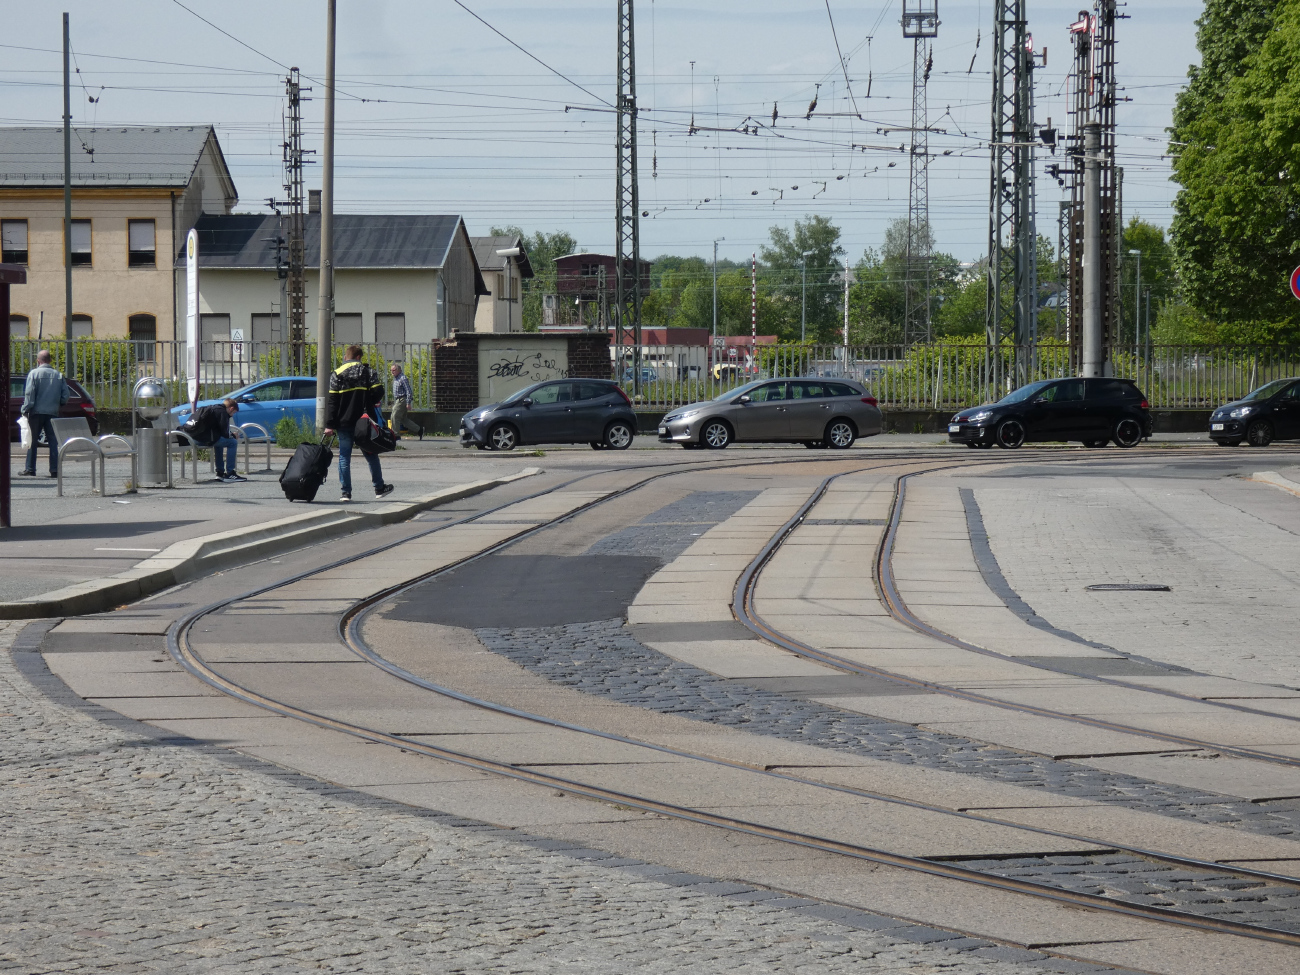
[10,338,1300,413]
[9,339,434,410]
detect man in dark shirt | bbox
[323,345,393,503]
[183,398,246,482]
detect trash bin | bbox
[136,426,169,487]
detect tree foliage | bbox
[759,215,846,342]
[1168,0,1300,341]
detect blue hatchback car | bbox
[168,376,318,432]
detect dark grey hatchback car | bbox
[460,378,638,451]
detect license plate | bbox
[1211,423,1224,431]
[459,427,466,437]
[948,424,961,433]
[658,426,668,435]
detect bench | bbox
[48,417,137,497]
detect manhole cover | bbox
[1085,583,1172,592]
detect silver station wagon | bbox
[658,378,883,449]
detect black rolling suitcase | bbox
[280,435,334,502]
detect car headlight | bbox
[970,410,993,422]
[1229,406,1254,418]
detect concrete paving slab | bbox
[752,598,889,617]
[399,731,683,765]
[644,640,839,678]
[197,642,358,663]
[1071,752,1300,801]
[51,616,174,635]
[920,715,1184,760]
[88,694,271,721]
[972,683,1238,718]
[1082,710,1300,747]
[236,740,495,788]
[40,649,177,672]
[625,603,737,624]
[44,663,219,700]
[361,777,647,827]
[140,715,327,746]
[965,803,1300,862]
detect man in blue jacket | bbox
[20,350,69,477]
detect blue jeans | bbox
[336,428,383,496]
[24,413,57,475]
[209,436,237,474]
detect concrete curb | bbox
[0,467,542,620]
[1249,470,1300,498]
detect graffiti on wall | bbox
[478,339,569,403]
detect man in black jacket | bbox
[182,397,246,482]
[323,345,393,502]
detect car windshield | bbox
[1242,379,1294,402]
[995,379,1055,406]
[500,382,545,407]
[713,380,765,403]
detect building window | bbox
[2,220,28,264]
[251,313,279,346]
[70,219,92,266]
[128,219,156,267]
[200,313,230,346]
[375,313,405,349]
[129,314,157,360]
[10,314,30,339]
[333,313,362,345]
[71,314,93,339]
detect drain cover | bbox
[1085,583,1172,592]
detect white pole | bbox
[314,0,336,431]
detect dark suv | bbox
[8,375,99,443]
[948,377,1151,449]
[460,378,638,451]
[1209,378,1300,447]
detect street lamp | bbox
[1128,248,1142,348]
[712,237,725,341]
[800,250,813,344]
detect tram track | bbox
[149,446,1300,958]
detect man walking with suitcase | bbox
[323,345,394,503]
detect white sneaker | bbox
[339,493,352,503]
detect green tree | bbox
[490,226,577,331]
[759,215,846,342]
[1119,218,1176,343]
[1168,0,1300,339]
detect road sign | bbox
[1291,266,1300,301]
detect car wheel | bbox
[1216,439,1242,447]
[604,420,634,450]
[1083,439,1109,449]
[488,423,518,451]
[701,420,732,449]
[824,419,856,449]
[994,418,1025,449]
[1246,419,1274,447]
[1113,417,1143,448]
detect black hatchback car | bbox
[460,378,639,451]
[1209,377,1300,447]
[948,377,1151,449]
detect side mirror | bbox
[737,394,751,404]
[239,393,256,403]
[521,397,533,407]
[1031,395,1048,404]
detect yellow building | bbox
[0,125,236,343]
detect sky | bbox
[0,1,1201,267]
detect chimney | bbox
[308,189,321,214]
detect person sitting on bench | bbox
[182,398,246,482]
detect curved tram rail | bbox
[161,447,1300,953]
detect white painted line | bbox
[95,547,163,553]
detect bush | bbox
[275,414,317,449]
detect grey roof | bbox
[187,213,488,292]
[471,235,534,278]
[0,125,230,189]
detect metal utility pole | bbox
[986,0,1038,390]
[315,0,336,431]
[615,0,644,396]
[63,12,72,344]
[1066,1,1121,377]
[283,68,310,371]
[800,249,812,344]
[842,261,851,363]
[1128,247,1141,347]
[750,254,757,374]
[712,237,724,341]
[903,1,939,345]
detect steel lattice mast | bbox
[903,2,939,345]
[615,0,643,395]
[283,68,309,372]
[986,0,1038,390]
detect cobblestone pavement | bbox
[475,618,1300,841]
[953,855,1300,934]
[1,622,1128,974]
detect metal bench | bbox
[235,422,273,473]
[48,417,137,497]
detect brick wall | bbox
[566,331,611,379]
[432,333,480,412]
